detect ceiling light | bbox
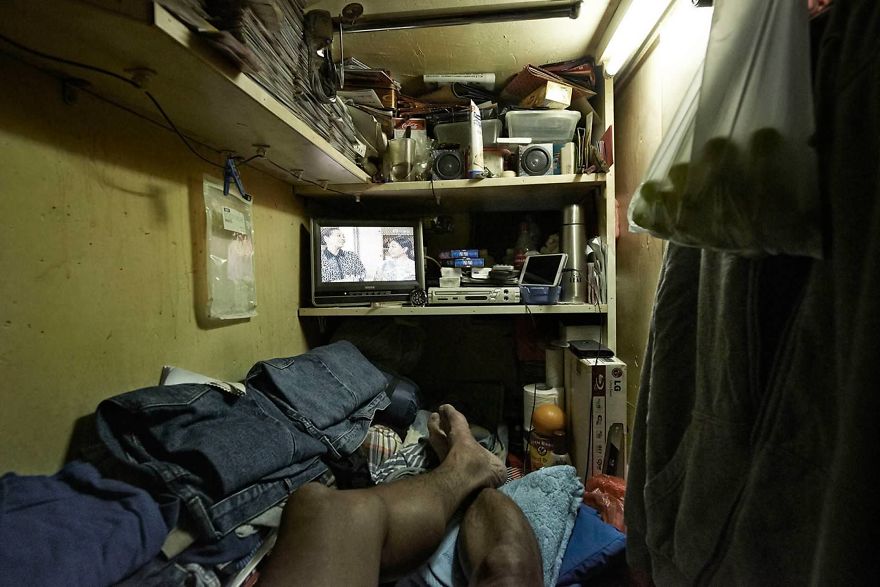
[600,0,671,76]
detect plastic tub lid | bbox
[505,110,581,142]
[434,119,502,146]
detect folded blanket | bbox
[398,465,583,586]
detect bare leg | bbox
[459,488,544,587]
[259,404,506,586]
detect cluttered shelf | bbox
[1,0,371,186]
[298,303,607,317]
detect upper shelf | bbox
[298,173,607,210]
[1,0,370,186]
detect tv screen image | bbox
[311,219,425,306]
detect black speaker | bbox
[431,148,465,180]
[517,144,554,176]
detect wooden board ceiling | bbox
[307,0,617,93]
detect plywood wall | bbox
[0,56,310,474]
[613,0,713,429]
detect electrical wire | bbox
[0,32,226,170]
[0,32,136,88]
[0,32,396,197]
[423,255,443,270]
[142,90,224,169]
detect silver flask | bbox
[560,204,587,303]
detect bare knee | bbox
[471,543,542,586]
[463,489,543,586]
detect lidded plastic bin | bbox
[505,110,581,142]
[434,119,502,146]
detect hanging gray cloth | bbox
[626,0,880,583]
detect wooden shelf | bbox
[298,173,606,210]
[1,0,370,186]
[298,303,607,317]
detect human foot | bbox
[435,404,506,488]
[427,411,450,460]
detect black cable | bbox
[237,153,264,167]
[0,32,225,170]
[430,176,438,204]
[143,91,224,169]
[0,32,385,196]
[0,33,137,88]
[527,382,538,472]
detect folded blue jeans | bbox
[93,341,389,541]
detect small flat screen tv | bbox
[310,218,425,307]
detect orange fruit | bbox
[531,403,565,434]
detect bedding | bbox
[76,346,623,586]
[397,465,584,587]
[556,504,627,586]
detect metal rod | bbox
[341,1,582,33]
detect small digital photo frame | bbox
[518,253,568,287]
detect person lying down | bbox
[259,404,544,586]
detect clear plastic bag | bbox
[203,175,257,319]
[628,0,822,258]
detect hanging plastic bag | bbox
[628,0,822,258]
[203,175,258,319]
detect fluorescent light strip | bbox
[601,0,670,76]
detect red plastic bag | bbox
[583,474,626,533]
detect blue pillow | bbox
[556,504,626,586]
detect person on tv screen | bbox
[320,227,366,282]
[373,234,416,281]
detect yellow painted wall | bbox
[0,55,309,474]
[614,0,713,428]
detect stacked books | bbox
[439,249,486,268]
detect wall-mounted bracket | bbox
[60,77,90,105]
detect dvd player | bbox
[428,286,521,305]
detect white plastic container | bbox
[434,119,502,146]
[505,110,581,142]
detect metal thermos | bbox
[560,204,587,303]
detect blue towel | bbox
[398,466,583,586]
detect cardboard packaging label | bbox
[565,353,627,481]
[520,80,573,109]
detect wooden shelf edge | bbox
[298,304,607,317]
[297,173,607,197]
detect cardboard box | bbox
[565,352,627,481]
[519,80,573,109]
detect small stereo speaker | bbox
[431,148,465,180]
[517,144,554,176]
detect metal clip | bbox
[224,156,251,201]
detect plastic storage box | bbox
[434,119,502,147]
[520,285,562,304]
[505,110,581,142]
